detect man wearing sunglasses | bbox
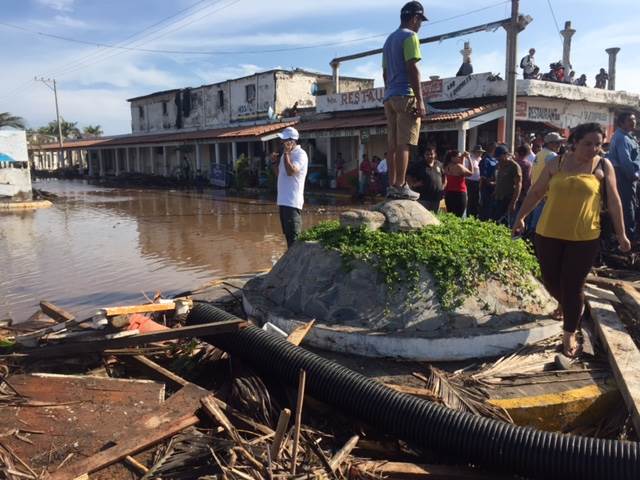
[271,127,308,248]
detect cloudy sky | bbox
[1,0,638,135]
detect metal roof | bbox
[29,121,298,151]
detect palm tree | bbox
[37,119,81,139]
[0,112,26,129]
[82,125,103,137]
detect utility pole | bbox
[35,77,64,167]
[504,0,519,152]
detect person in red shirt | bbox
[359,154,374,196]
[443,150,473,216]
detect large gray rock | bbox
[340,209,386,230]
[248,241,557,335]
[375,200,440,232]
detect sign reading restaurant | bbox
[316,73,500,113]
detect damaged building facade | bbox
[29,70,639,190]
[29,69,372,184]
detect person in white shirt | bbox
[465,145,483,216]
[271,127,308,248]
[377,153,389,196]
[520,48,538,79]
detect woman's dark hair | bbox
[443,150,459,168]
[516,144,531,157]
[568,122,606,145]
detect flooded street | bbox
[0,180,354,323]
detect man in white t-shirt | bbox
[376,153,389,195]
[272,127,308,248]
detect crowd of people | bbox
[271,2,639,360]
[520,48,602,88]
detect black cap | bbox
[401,1,428,21]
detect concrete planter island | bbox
[243,202,560,362]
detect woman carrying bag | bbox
[512,123,630,357]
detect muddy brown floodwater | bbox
[0,179,359,323]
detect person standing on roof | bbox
[271,127,308,249]
[382,1,428,201]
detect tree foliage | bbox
[82,124,103,137]
[0,112,26,129]
[37,118,81,139]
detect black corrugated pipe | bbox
[188,302,640,480]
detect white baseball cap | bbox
[277,127,300,141]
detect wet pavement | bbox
[0,179,358,323]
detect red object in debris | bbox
[127,314,169,333]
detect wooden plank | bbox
[587,298,640,434]
[586,275,640,292]
[329,435,359,472]
[351,461,503,479]
[201,395,242,443]
[124,354,189,389]
[613,283,640,320]
[102,302,179,317]
[287,320,315,346]
[0,374,165,475]
[20,319,245,359]
[49,384,206,480]
[39,301,75,323]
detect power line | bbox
[545,0,564,46]
[0,0,509,58]
[0,0,224,101]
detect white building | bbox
[29,69,372,184]
[0,129,31,199]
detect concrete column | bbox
[497,117,506,144]
[606,47,621,91]
[469,127,479,151]
[98,150,104,177]
[214,143,221,166]
[331,60,340,94]
[163,146,168,176]
[175,148,180,176]
[115,149,120,176]
[195,143,202,171]
[88,152,94,176]
[457,125,467,152]
[325,137,333,171]
[460,41,472,63]
[125,148,131,172]
[149,146,154,174]
[231,142,238,167]
[136,147,141,172]
[560,21,576,74]
[357,136,365,185]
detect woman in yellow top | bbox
[513,123,630,357]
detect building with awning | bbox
[30,121,297,181]
[299,72,640,183]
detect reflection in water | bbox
[0,179,353,322]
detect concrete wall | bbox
[129,70,373,134]
[0,130,31,198]
[230,72,276,122]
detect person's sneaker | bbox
[393,183,420,201]
[386,185,400,198]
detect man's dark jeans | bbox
[279,206,302,248]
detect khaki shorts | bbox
[384,96,421,147]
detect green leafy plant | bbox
[299,214,540,310]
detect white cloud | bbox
[37,0,75,12]
[53,15,88,28]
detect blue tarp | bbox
[0,153,17,163]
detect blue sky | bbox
[1,0,638,135]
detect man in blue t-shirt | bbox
[479,142,498,220]
[608,112,640,240]
[382,1,428,201]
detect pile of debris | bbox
[0,283,506,480]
